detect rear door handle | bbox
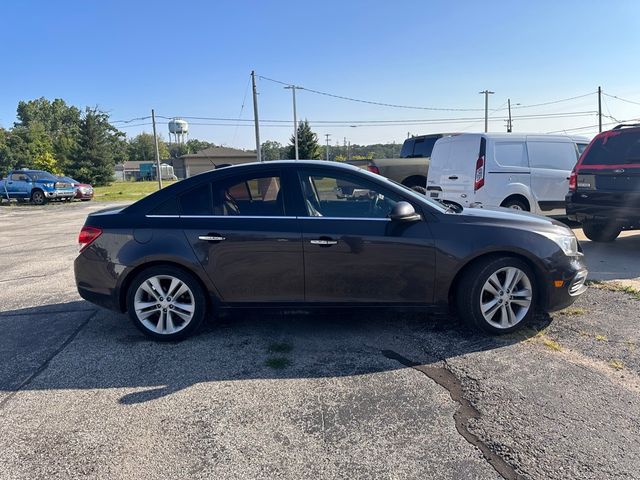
[199,234,226,242]
[448,175,459,180]
[310,239,338,246]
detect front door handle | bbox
[310,239,338,246]
[448,175,459,180]
[199,234,226,242]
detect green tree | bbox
[128,133,169,162]
[69,108,119,186]
[185,139,215,154]
[261,140,284,161]
[286,120,321,159]
[33,151,62,175]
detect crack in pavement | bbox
[0,309,98,411]
[382,350,524,480]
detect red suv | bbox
[566,124,640,242]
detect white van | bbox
[426,133,590,216]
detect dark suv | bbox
[566,124,640,242]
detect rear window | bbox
[179,183,213,215]
[400,139,415,158]
[400,136,439,158]
[581,131,640,166]
[494,142,528,168]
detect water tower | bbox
[168,118,189,144]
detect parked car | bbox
[75,160,587,341]
[58,176,94,201]
[0,169,75,205]
[426,133,590,216]
[566,123,640,242]
[347,133,456,190]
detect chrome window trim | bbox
[145,214,392,221]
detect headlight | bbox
[539,231,580,256]
[43,182,54,188]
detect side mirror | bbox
[389,201,421,222]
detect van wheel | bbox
[501,198,528,211]
[582,222,621,242]
[457,256,535,334]
[126,265,207,341]
[410,186,427,194]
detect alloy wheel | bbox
[480,266,532,329]
[133,274,195,335]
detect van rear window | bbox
[581,131,640,166]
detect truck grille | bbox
[55,182,71,188]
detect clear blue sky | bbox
[2,0,640,148]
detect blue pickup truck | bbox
[0,169,76,205]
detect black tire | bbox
[456,256,536,334]
[126,265,207,341]
[31,189,46,205]
[410,185,427,195]
[582,221,621,242]
[501,198,528,211]
[403,177,427,190]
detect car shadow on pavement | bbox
[0,301,552,405]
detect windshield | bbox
[357,168,450,213]
[29,171,58,181]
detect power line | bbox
[258,74,486,112]
[231,75,252,146]
[602,92,640,107]
[510,91,596,109]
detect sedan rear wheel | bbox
[126,266,206,340]
[457,257,536,333]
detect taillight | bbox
[78,226,102,252]
[568,168,577,192]
[367,164,380,175]
[474,155,485,191]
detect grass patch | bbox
[268,342,293,354]
[609,359,624,371]
[587,281,640,300]
[541,337,563,352]
[560,306,587,316]
[265,357,291,369]
[595,334,607,341]
[93,180,178,202]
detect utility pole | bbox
[598,86,602,133]
[479,90,495,133]
[284,85,299,160]
[324,133,331,161]
[151,109,162,189]
[347,141,351,161]
[251,71,261,162]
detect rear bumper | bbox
[566,192,640,226]
[74,254,124,312]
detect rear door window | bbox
[212,174,285,216]
[400,139,415,158]
[179,183,213,215]
[494,142,528,168]
[581,131,640,166]
[527,141,577,170]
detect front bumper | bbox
[543,254,588,312]
[44,189,76,199]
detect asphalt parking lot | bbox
[1,202,639,480]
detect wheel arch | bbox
[117,260,215,313]
[401,175,427,188]
[500,193,531,211]
[447,250,548,312]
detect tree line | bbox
[0,98,403,186]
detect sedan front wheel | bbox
[457,257,536,333]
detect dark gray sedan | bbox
[74,160,587,340]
